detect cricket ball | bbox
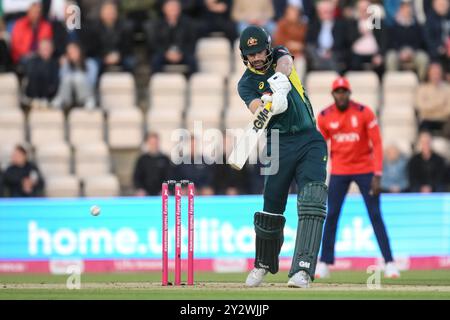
[90,205,101,216]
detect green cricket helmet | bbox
[239,25,273,71]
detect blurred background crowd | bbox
[0,0,449,197]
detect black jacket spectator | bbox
[24,39,59,100]
[408,132,447,193]
[147,0,198,76]
[51,19,81,59]
[199,0,237,44]
[133,153,172,196]
[424,3,450,60]
[408,152,447,192]
[3,146,45,197]
[386,19,425,51]
[82,1,134,72]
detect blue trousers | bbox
[320,173,394,264]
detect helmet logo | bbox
[247,37,258,47]
[258,82,264,90]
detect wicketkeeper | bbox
[237,25,328,288]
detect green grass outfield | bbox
[1,270,450,300]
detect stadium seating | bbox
[186,73,225,131]
[99,72,136,111]
[34,142,71,177]
[346,71,380,112]
[0,109,25,146]
[306,71,338,116]
[107,108,143,149]
[196,37,231,75]
[68,109,105,147]
[45,175,80,197]
[28,109,65,146]
[0,73,20,109]
[83,174,120,197]
[74,142,111,179]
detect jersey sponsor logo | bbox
[332,132,360,143]
[247,37,258,47]
[258,82,264,90]
[299,261,310,268]
[253,107,270,132]
[368,119,378,129]
[351,116,358,128]
[330,121,339,129]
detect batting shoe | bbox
[287,270,311,288]
[314,262,330,279]
[245,268,268,287]
[384,262,400,278]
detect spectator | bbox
[86,1,134,72]
[51,41,98,110]
[174,136,214,195]
[273,4,308,59]
[50,0,83,59]
[231,0,276,35]
[147,0,198,76]
[385,0,429,80]
[133,132,172,196]
[424,0,449,76]
[213,135,250,195]
[10,1,53,65]
[305,0,347,72]
[2,0,51,24]
[408,131,447,193]
[200,0,237,44]
[381,144,409,193]
[0,18,12,72]
[24,39,59,108]
[3,145,44,197]
[347,0,386,75]
[415,63,450,135]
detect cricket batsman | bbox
[237,26,328,288]
[315,77,400,279]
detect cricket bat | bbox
[228,102,273,170]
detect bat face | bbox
[228,103,273,170]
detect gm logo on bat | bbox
[253,107,270,132]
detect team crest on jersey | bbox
[330,122,339,129]
[258,82,264,90]
[247,37,258,47]
[351,116,358,128]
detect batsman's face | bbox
[332,88,351,110]
[247,49,268,70]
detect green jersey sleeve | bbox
[237,77,260,108]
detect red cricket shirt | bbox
[317,101,383,176]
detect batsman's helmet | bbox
[239,25,273,71]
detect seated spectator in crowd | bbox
[0,18,12,72]
[86,1,134,72]
[2,0,51,24]
[200,0,237,44]
[347,0,386,75]
[50,0,83,59]
[133,132,172,196]
[408,131,447,193]
[24,39,59,108]
[3,145,44,197]
[424,0,449,75]
[231,0,276,35]
[213,135,250,195]
[10,1,52,66]
[147,0,198,76]
[120,0,159,35]
[273,4,308,59]
[51,42,98,110]
[174,136,214,195]
[385,0,429,80]
[381,144,409,193]
[305,0,347,72]
[415,63,450,135]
